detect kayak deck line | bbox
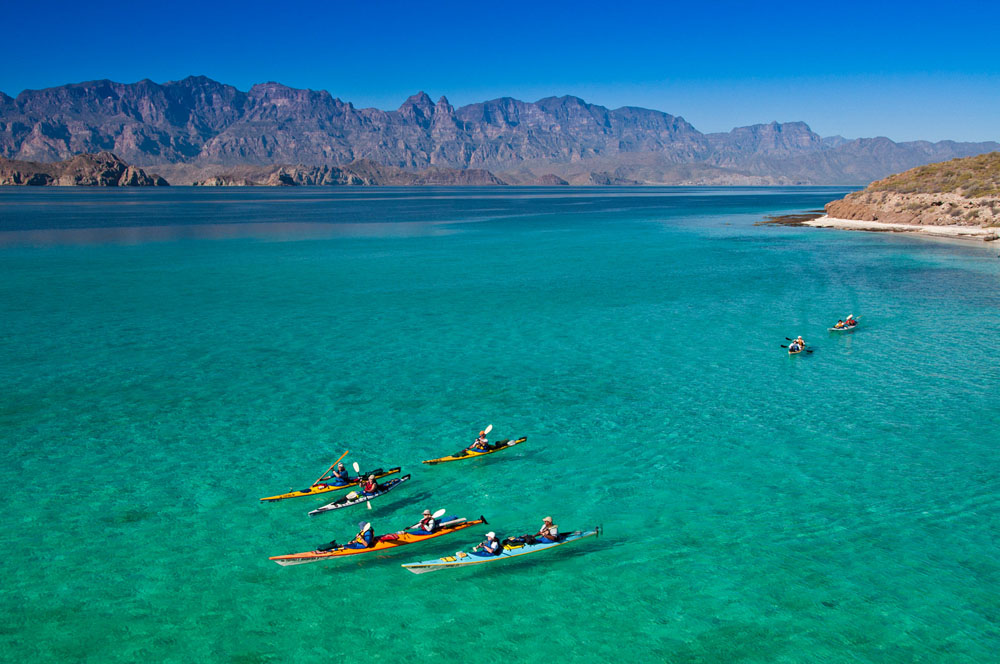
[423,437,527,465]
[269,516,488,566]
[401,526,601,574]
[307,474,411,516]
[260,467,402,502]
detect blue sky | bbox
[3,0,998,142]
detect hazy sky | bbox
[3,0,998,142]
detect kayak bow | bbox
[308,475,411,516]
[423,437,527,465]
[401,527,601,574]
[269,516,488,566]
[260,467,402,502]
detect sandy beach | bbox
[805,216,999,243]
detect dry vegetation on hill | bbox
[866,151,1000,198]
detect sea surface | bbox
[1,187,998,663]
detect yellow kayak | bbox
[423,437,527,465]
[260,467,401,502]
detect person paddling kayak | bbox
[474,531,502,556]
[833,319,846,329]
[344,521,375,549]
[409,509,439,535]
[330,462,350,486]
[469,430,489,452]
[789,335,806,352]
[359,474,380,496]
[536,516,559,542]
[845,315,857,328]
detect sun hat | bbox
[543,516,552,523]
[423,509,432,515]
[485,531,496,539]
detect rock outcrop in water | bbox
[824,152,1000,227]
[0,152,168,186]
[1,76,998,185]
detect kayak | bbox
[260,467,402,502]
[401,527,601,574]
[308,475,411,516]
[423,437,527,465]
[269,516,487,566]
[829,325,858,332]
[788,347,804,355]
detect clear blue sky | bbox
[4,0,998,142]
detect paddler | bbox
[359,474,380,496]
[833,319,845,329]
[474,531,502,556]
[330,462,350,486]
[469,430,489,452]
[846,314,857,327]
[535,516,559,542]
[345,521,375,549]
[409,509,438,535]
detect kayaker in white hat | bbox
[474,531,501,556]
[360,474,379,496]
[409,509,438,535]
[330,462,350,485]
[536,516,559,542]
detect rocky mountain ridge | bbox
[1,76,997,185]
[0,151,167,186]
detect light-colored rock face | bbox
[826,191,1000,227]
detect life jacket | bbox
[352,530,374,547]
[362,480,377,493]
[484,538,500,554]
[418,517,436,532]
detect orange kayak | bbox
[269,516,487,566]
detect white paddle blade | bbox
[352,462,360,473]
[366,500,372,510]
[484,424,493,435]
[432,508,447,519]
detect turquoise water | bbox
[1,187,998,662]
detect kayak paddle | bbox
[404,508,447,530]
[314,450,349,486]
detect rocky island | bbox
[0,152,168,186]
[812,152,1000,241]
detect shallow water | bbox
[1,187,998,662]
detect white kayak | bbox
[401,527,600,574]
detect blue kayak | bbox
[400,527,600,573]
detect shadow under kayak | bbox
[260,467,402,502]
[308,474,411,516]
[269,516,488,566]
[401,526,600,574]
[423,437,527,465]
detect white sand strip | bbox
[804,216,997,241]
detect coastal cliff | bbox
[192,160,505,186]
[0,152,168,186]
[824,152,1000,227]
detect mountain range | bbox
[1,76,996,185]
